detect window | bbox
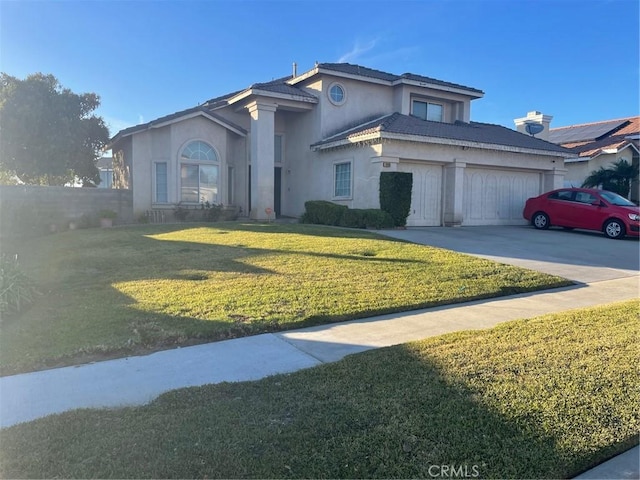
[99,169,113,189]
[155,162,168,203]
[328,83,346,105]
[334,162,351,197]
[575,192,597,204]
[275,134,283,164]
[412,100,443,122]
[180,141,219,204]
[548,190,573,201]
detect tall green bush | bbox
[379,172,413,227]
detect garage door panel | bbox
[464,169,540,226]
[398,163,442,226]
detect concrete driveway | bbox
[380,225,639,284]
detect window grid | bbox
[179,141,219,204]
[334,162,351,197]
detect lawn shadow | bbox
[240,341,637,479]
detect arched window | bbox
[180,140,219,204]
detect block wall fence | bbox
[0,185,133,239]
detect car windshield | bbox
[600,191,636,206]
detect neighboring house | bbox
[108,63,572,226]
[96,156,113,188]
[548,117,639,203]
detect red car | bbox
[523,187,640,239]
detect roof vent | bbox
[292,62,297,78]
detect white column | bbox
[443,160,466,227]
[543,166,567,192]
[248,102,277,220]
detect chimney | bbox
[514,111,553,141]
[292,62,297,78]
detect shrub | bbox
[300,201,348,225]
[0,254,38,318]
[339,209,394,229]
[380,172,413,227]
[362,209,394,229]
[173,205,190,222]
[200,202,223,222]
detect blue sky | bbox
[1,0,638,138]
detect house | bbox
[108,62,573,226]
[547,116,639,203]
[96,156,113,188]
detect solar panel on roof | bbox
[549,120,627,144]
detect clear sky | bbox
[1,0,639,138]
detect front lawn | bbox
[1,300,637,479]
[0,223,570,375]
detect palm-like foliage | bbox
[582,159,639,197]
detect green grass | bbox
[0,223,570,375]
[1,300,637,479]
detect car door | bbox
[546,190,576,226]
[571,191,609,231]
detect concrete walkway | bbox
[0,254,638,476]
[1,280,639,479]
[2,276,637,429]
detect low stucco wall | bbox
[0,185,133,238]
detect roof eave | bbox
[313,131,573,157]
[393,78,484,98]
[107,109,246,149]
[226,87,318,108]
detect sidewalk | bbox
[1,276,638,476]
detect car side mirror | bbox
[591,200,604,207]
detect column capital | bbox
[246,101,277,114]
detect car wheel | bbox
[604,219,625,239]
[532,212,550,230]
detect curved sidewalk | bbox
[1,276,638,478]
[1,276,637,428]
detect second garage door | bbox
[463,168,541,226]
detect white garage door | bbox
[398,163,442,226]
[463,168,541,226]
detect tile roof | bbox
[110,62,483,144]
[109,105,247,144]
[313,113,571,154]
[550,117,640,158]
[317,63,484,95]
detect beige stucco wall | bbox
[125,116,240,215]
[564,147,635,188]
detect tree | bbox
[0,73,110,186]
[582,159,639,198]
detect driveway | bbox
[380,226,639,284]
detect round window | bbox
[328,83,346,105]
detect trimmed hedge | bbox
[301,201,393,229]
[340,209,394,229]
[300,201,348,226]
[380,172,413,227]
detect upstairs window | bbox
[412,100,443,122]
[328,83,346,105]
[180,140,219,204]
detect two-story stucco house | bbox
[108,62,572,226]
